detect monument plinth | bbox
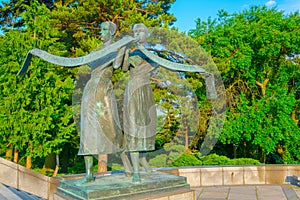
[54,171,193,200]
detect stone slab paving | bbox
[256,185,287,200]
[1,183,299,199]
[0,183,22,200]
[193,185,300,200]
[295,188,300,200]
[194,186,230,199]
[228,186,257,200]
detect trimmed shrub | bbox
[149,154,168,167]
[201,154,231,165]
[227,158,260,165]
[171,153,202,166]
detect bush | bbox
[107,163,124,171]
[163,144,186,152]
[168,152,181,163]
[227,158,260,165]
[200,154,261,165]
[149,154,168,167]
[201,154,231,165]
[171,153,202,167]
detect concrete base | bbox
[54,172,193,200]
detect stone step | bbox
[0,183,45,200]
[0,183,22,200]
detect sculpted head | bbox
[100,21,117,44]
[133,23,149,45]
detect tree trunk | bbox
[26,142,32,169]
[243,142,247,157]
[258,146,266,163]
[183,115,189,149]
[5,147,13,161]
[291,108,298,125]
[258,146,262,162]
[185,129,189,149]
[53,154,60,177]
[33,16,36,39]
[61,144,70,173]
[26,156,32,169]
[233,144,237,158]
[13,149,19,163]
[256,78,269,96]
[98,154,108,172]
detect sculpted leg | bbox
[130,152,141,183]
[120,151,133,176]
[76,155,94,185]
[85,155,94,180]
[139,153,152,173]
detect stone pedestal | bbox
[54,171,194,200]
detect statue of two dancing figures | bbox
[18,22,217,184]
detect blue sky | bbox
[170,0,300,32]
[0,0,299,33]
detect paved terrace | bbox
[1,183,299,200]
[1,157,300,199]
[193,185,300,200]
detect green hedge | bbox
[149,152,261,167]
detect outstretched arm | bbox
[17,35,136,75]
[137,45,218,99]
[138,45,208,73]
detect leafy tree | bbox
[0,1,77,169]
[0,0,178,173]
[44,0,176,53]
[0,0,55,29]
[189,6,300,163]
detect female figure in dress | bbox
[122,23,157,183]
[77,21,123,184]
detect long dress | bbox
[123,52,157,152]
[78,63,123,155]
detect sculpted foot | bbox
[125,171,133,177]
[75,175,94,186]
[140,156,153,173]
[121,151,133,177]
[132,172,141,184]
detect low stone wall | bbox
[0,157,107,199]
[0,157,54,199]
[1,157,299,199]
[159,165,300,187]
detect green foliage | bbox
[228,158,260,165]
[200,154,260,165]
[48,0,176,52]
[107,163,124,171]
[0,0,177,172]
[1,0,299,175]
[149,154,168,168]
[149,152,260,168]
[163,143,186,152]
[171,153,202,166]
[201,153,231,165]
[190,5,300,164]
[0,1,78,165]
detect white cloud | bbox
[266,0,276,6]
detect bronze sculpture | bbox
[18,22,217,185]
[76,21,123,184]
[122,23,157,183]
[17,22,137,184]
[113,23,217,183]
